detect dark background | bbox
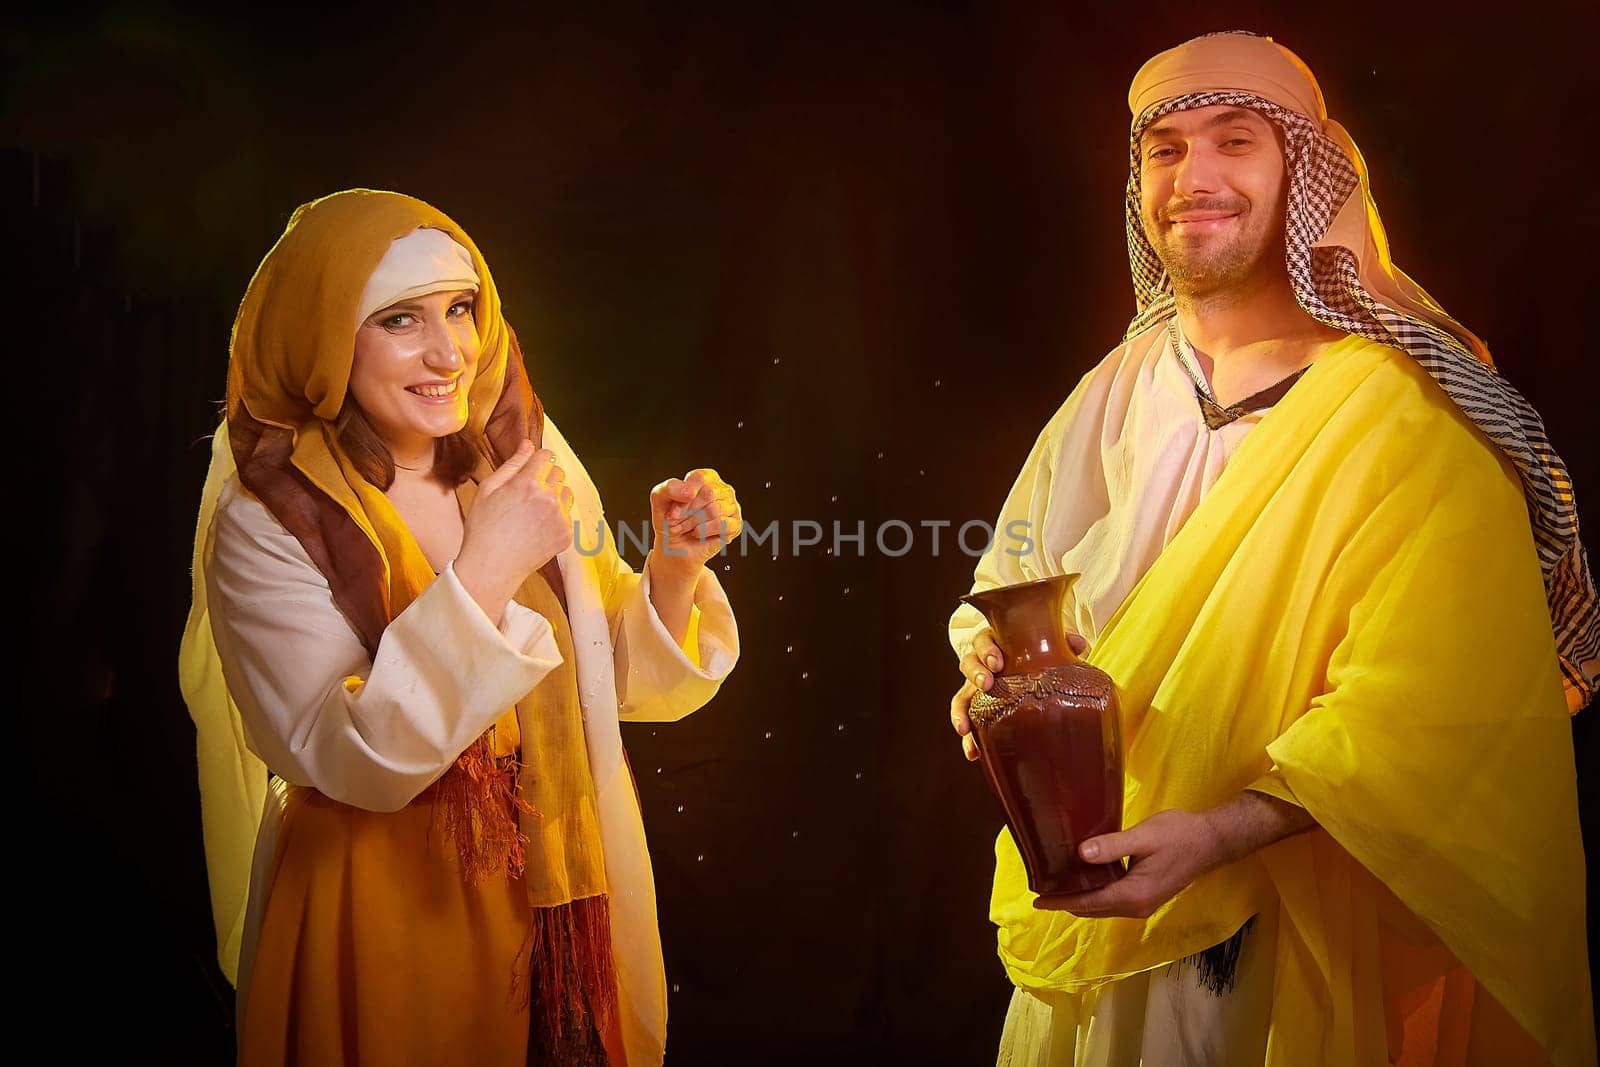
[8,1,1596,1062]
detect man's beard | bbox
[1144,200,1284,299]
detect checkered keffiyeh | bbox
[1122,89,1598,710]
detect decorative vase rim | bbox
[959,572,1081,607]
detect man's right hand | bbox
[951,628,1007,762]
[950,626,1089,761]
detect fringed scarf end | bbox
[432,735,540,885]
[1174,914,1257,996]
[513,895,619,1065]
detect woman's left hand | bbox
[649,469,743,570]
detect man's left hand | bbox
[1040,792,1318,918]
[1038,809,1222,919]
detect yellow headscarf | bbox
[223,189,539,651]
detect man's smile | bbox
[1167,211,1239,234]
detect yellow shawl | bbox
[992,336,1594,1064]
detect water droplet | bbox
[723,563,731,571]
[777,594,784,602]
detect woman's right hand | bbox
[454,441,574,622]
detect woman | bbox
[179,189,742,1065]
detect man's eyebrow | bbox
[1141,108,1266,143]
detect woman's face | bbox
[349,288,481,458]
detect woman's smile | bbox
[406,378,462,401]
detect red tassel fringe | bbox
[432,734,538,885]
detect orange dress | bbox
[238,779,534,1065]
[237,571,621,1066]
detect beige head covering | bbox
[1120,32,1596,711]
[356,227,480,325]
[1130,30,1325,126]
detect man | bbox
[948,32,1596,1066]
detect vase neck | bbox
[963,575,1080,674]
[992,616,1077,673]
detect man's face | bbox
[1137,105,1288,298]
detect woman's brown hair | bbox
[335,400,483,490]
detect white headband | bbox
[356,227,479,325]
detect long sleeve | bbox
[949,330,1270,665]
[607,552,738,722]
[203,479,564,812]
[540,417,740,725]
[949,408,1071,663]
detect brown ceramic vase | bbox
[961,574,1126,903]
